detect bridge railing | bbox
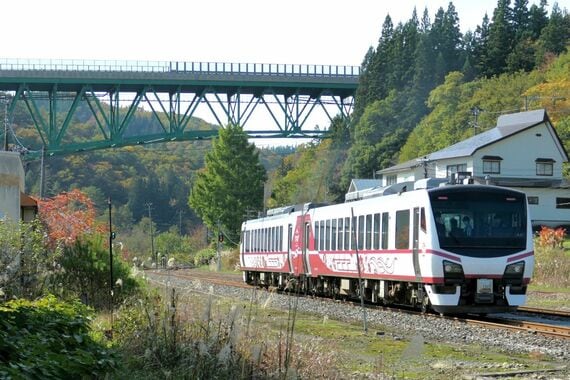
[0,58,360,77]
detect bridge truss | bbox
[0,59,359,158]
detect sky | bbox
[3,0,562,66]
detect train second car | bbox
[240,179,534,314]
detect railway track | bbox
[458,315,570,339]
[148,268,570,339]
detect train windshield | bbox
[429,187,527,256]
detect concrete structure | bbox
[374,109,570,228]
[0,151,25,222]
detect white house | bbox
[0,151,25,222]
[375,109,570,228]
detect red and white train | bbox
[240,178,534,314]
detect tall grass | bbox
[111,280,340,379]
[533,229,570,288]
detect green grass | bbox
[231,295,564,379]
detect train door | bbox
[303,222,311,275]
[412,207,422,280]
[287,224,293,273]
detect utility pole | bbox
[145,202,155,266]
[216,219,222,272]
[108,197,114,332]
[39,146,45,199]
[3,99,8,151]
[416,156,429,179]
[470,107,481,136]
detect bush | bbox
[193,248,217,267]
[0,295,117,379]
[0,220,56,300]
[51,235,141,310]
[534,228,570,287]
[537,226,566,248]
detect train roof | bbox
[250,177,527,224]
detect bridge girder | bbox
[0,59,358,158]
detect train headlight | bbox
[443,260,464,285]
[504,261,525,276]
[443,260,463,274]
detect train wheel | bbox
[421,298,430,314]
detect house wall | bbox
[434,157,474,178]
[473,123,566,179]
[0,152,24,222]
[511,186,570,227]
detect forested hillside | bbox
[270,0,570,206]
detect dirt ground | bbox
[526,290,570,311]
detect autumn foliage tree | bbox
[37,189,101,247]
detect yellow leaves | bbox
[524,51,570,123]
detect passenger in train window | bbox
[462,216,473,236]
[449,218,464,238]
[435,212,446,236]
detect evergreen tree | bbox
[472,13,491,76]
[528,0,549,39]
[511,0,531,41]
[188,124,266,241]
[536,2,570,62]
[485,0,515,77]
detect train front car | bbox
[424,185,534,314]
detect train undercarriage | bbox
[243,270,525,314]
[243,270,431,312]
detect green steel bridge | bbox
[0,58,359,158]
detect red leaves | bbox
[37,189,98,246]
[537,226,567,249]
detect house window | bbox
[386,175,397,185]
[482,155,502,174]
[446,164,467,178]
[536,158,554,176]
[527,196,539,205]
[556,198,570,209]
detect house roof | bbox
[20,193,38,207]
[348,179,382,192]
[378,109,567,174]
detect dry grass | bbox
[533,244,570,288]
[111,281,341,379]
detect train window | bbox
[272,227,276,252]
[245,231,250,253]
[365,214,372,250]
[325,220,331,251]
[274,227,278,252]
[278,226,283,251]
[288,224,293,251]
[358,215,364,250]
[381,212,389,249]
[373,213,380,249]
[344,217,350,250]
[337,218,344,250]
[396,210,410,249]
[257,229,260,252]
[319,221,325,250]
[420,208,426,232]
[331,219,337,250]
[314,221,320,250]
